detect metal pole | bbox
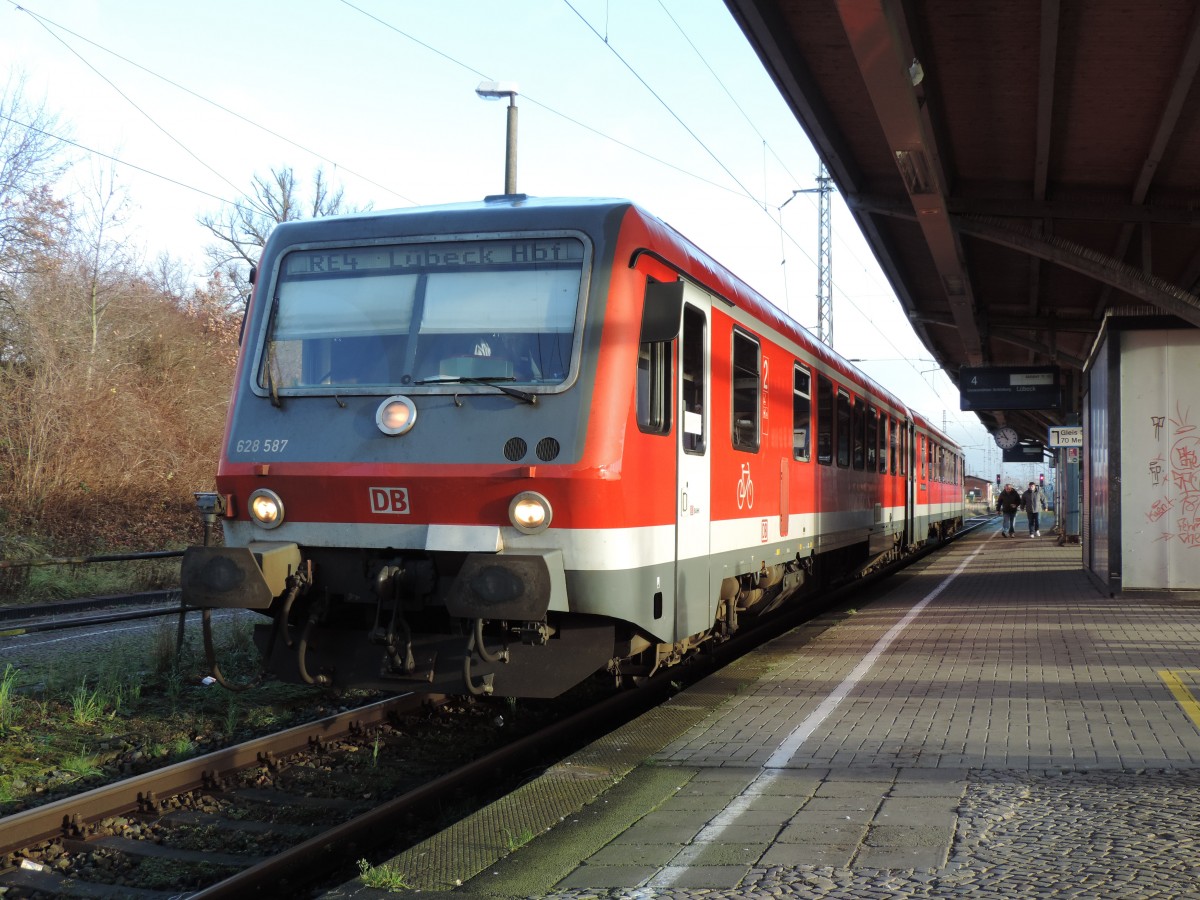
[505,98,518,195]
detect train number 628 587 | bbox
[234,438,289,453]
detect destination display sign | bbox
[959,366,1062,411]
[282,237,586,278]
[1002,443,1046,463]
[1048,426,1083,447]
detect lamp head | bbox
[475,80,519,100]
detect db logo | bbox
[369,487,410,515]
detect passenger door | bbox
[676,288,711,640]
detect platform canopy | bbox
[726,0,1200,442]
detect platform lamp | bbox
[475,81,519,195]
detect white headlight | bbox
[376,395,417,435]
[509,491,551,534]
[248,488,284,529]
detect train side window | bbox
[836,388,850,467]
[682,304,706,453]
[793,364,811,461]
[866,404,878,470]
[731,329,759,452]
[636,340,672,435]
[816,374,833,465]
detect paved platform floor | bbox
[331,524,1200,898]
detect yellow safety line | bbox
[1159,669,1200,732]
[0,628,27,637]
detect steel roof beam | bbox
[724,0,939,355]
[849,193,1200,226]
[834,0,984,365]
[955,215,1200,327]
[1091,5,1200,319]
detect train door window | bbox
[636,340,672,435]
[816,374,833,465]
[889,416,898,474]
[852,396,865,469]
[681,304,706,454]
[731,329,760,452]
[866,404,878,470]
[836,388,851,467]
[793,364,811,461]
[878,413,888,473]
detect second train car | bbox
[182,196,965,697]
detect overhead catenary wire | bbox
[5,0,966,435]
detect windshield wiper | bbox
[415,376,537,405]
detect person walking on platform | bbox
[997,483,1022,537]
[1021,480,1046,538]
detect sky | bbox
[0,0,1033,483]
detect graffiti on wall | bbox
[1146,403,1200,546]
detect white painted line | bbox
[646,539,987,889]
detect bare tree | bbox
[0,72,69,368]
[0,70,69,280]
[75,164,134,359]
[199,166,366,306]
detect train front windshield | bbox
[258,236,586,393]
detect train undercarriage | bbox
[185,515,962,698]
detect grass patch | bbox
[1,545,181,606]
[357,858,411,891]
[503,826,536,852]
[0,613,342,815]
[0,664,18,732]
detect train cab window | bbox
[816,374,833,465]
[793,364,811,461]
[681,305,706,453]
[636,340,672,435]
[866,404,878,470]
[731,330,759,452]
[261,237,585,395]
[836,388,851,467]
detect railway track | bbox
[0,521,995,897]
[0,694,427,896]
[0,678,653,898]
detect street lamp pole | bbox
[475,81,519,195]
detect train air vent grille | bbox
[503,437,528,461]
[535,437,561,461]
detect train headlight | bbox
[509,491,551,534]
[248,488,284,529]
[376,395,417,435]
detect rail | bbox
[0,549,183,570]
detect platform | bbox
[333,522,1200,898]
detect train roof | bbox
[261,195,960,452]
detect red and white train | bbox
[182,197,965,697]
